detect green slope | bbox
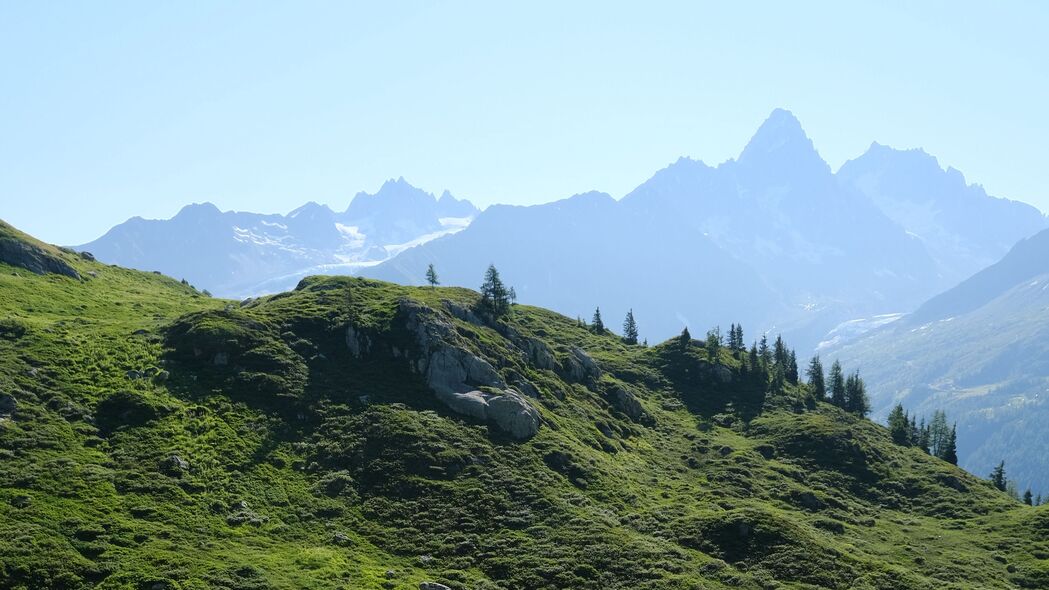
[1,222,1047,589]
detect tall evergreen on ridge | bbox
[942,425,958,465]
[706,326,722,359]
[478,264,511,318]
[622,309,639,345]
[806,355,826,400]
[990,461,1008,492]
[786,349,799,384]
[828,360,846,408]
[844,370,870,416]
[887,404,910,445]
[758,334,772,367]
[591,307,605,334]
[679,326,692,349]
[425,263,439,288]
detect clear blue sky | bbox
[2,1,1047,244]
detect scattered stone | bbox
[78,251,95,261]
[331,532,353,546]
[153,370,170,383]
[125,370,144,380]
[160,454,190,475]
[419,583,451,590]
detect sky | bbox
[2,1,1048,245]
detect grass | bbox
[1,224,1047,589]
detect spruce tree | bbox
[917,417,931,453]
[758,334,772,367]
[679,326,692,349]
[706,326,722,359]
[1024,489,1034,506]
[806,355,826,400]
[786,349,799,384]
[828,360,846,408]
[749,343,760,370]
[591,307,605,334]
[942,424,958,465]
[887,404,910,445]
[773,335,788,367]
[989,460,1008,492]
[508,287,517,306]
[844,371,870,416]
[425,263,439,288]
[622,309,639,345]
[478,264,510,318]
[929,411,949,458]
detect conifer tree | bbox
[828,360,846,408]
[425,263,439,288]
[1024,489,1034,506]
[591,307,605,334]
[929,411,950,458]
[478,264,510,318]
[773,335,788,367]
[844,371,870,416]
[887,404,910,445]
[508,287,517,306]
[749,342,760,370]
[786,349,799,384]
[1036,494,1043,507]
[942,424,958,465]
[989,460,1008,492]
[917,417,931,453]
[806,355,826,400]
[705,326,722,359]
[622,309,639,345]
[758,334,772,367]
[679,326,692,349]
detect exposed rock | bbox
[331,531,354,546]
[78,251,95,262]
[437,388,540,440]
[521,337,556,370]
[125,370,144,380]
[153,370,170,383]
[608,385,645,422]
[512,379,541,399]
[419,583,451,590]
[563,347,601,382]
[345,324,372,359]
[443,300,483,325]
[160,454,190,475]
[0,237,80,279]
[0,393,16,417]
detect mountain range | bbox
[825,227,1049,493]
[76,178,478,298]
[364,109,1046,350]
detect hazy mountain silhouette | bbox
[367,109,1042,349]
[77,180,477,298]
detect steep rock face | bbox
[0,237,79,279]
[388,298,540,439]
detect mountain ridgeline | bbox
[2,221,1049,589]
[76,178,478,300]
[826,226,1049,495]
[364,109,1046,351]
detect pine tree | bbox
[942,424,958,465]
[425,263,439,288]
[622,309,639,345]
[679,326,692,349]
[749,342,760,370]
[478,264,510,318]
[806,355,826,400]
[828,360,846,408]
[1024,489,1034,506]
[591,307,605,334]
[929,411,949,458]
[758,334,771,367]
[917,417,931,453]
[786,349,799,384]
[508,287,517,306]
[1036,494,1043,507]
[844,371,870,416]
[773,335,788,367]
[989,460,1008,492]
[887,404,910,445]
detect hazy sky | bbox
[3,1,1047,244]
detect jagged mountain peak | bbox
[735,109,830,179]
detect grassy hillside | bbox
[1,222,1047,589]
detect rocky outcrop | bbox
[563,347,601,383]
[396,298,540,440]
[0,238,79,279]
[608,385,644,422]
[345,325,372,359]
[0,393,16,418]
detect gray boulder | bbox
[608,385,644,422]
[436,388,540,440]
[419,583,451,590]
[345,324,372,359]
